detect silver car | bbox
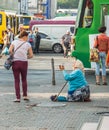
[15,31,63,53]
[37,31,63,53]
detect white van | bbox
[30,20,75,39]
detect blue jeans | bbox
[95,52,106,76]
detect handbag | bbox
[4,42,26,70]
[90,48,100,62]
[29,38,33,43]
[4,55,13,70]
[90,36,100,62]
[106,51,109,67]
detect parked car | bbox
[15,31,63,53]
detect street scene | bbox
[0,0,109,130]
[0,53,109,130]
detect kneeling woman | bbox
[51,59,90,102]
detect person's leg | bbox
[67,91,75,101]
[36,42,40,53]
[20,61,28,98]
[62,45,66,57]
[95,57,101,85]
[100,52,107,85]
[31,42,34,51]
[64,46,67,57]
[66,46,69,57]
[57,96,67,101]
[95,62,100,75]
[81,86,91,102]
[12,61,21,100]
[34,42,37,53]
[50,95,67,102]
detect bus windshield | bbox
[20,17,31,26]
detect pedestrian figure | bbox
[93,26,109,85]
[61,30,71,58]
[28,30,35,50]
[9,31,33,102]
[2,30,10,50]
[34,27,41,54]
[8,28,14,44]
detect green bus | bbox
[72,0,109,68]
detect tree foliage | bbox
[57,0,79,9]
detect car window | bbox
[39,32,48,39]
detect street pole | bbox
[51,58,56,85]
[18,0,21,14]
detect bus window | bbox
[101,5,109,26]
[6,16,9,27]
[22,17,31,26]
[17,16,32,30]
[76,0,93,29]
[83,0,93,27]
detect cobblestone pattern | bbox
[0,54,109,130]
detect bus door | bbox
[15,16,19,35]
[10,15,16,35]
[7,15,16,34]
[72,0,93,68]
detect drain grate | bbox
[95,112,109,116]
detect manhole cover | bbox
[37,102,66,107]
[26,102,66,108]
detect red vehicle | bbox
[29,19,75,31]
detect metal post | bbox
[18,0,21,14]
[51,58,56,85]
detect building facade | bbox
[0,0,57,18]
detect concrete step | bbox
[80,122,98,130]
[97,116,109,130]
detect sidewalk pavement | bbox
[0,53,109,130]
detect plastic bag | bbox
[1,47,9,55]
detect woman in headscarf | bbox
[51,59,90,102]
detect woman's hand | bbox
[59,65,65,70]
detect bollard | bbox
[51,58,56,85]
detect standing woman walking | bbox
[93,26,109,85]
[9,31,33,102]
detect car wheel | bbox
[52,43,63,53]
